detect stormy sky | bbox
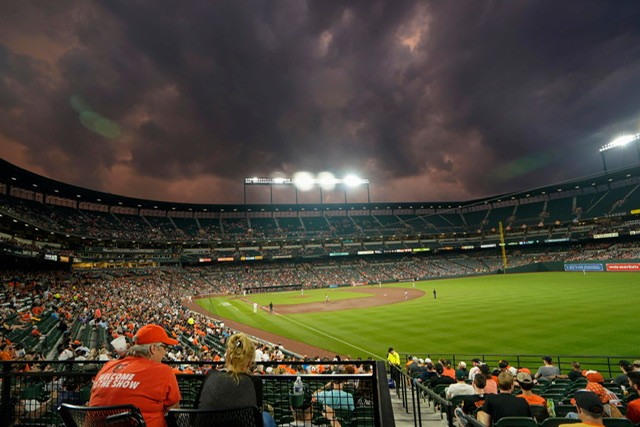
[1,1,640,205]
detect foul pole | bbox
[498,221,508,273]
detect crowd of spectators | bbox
[6,189,640,243]
[404,357,640,426]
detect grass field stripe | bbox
[277,313,384,359]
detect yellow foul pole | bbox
[499,221,508,272]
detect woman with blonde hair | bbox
[198,333,276,426]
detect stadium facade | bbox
[1,158,639,270]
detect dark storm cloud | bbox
[1,0,639,202]
[420,1,640,194]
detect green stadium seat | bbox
[541,393,566,401]
[351,407,375,419]
[553,405,576,418]
[449,395,467,408]
[539,417,581,427]
[623,393,639,405]
[529,404,549,422]
[431,384,449,398]
[349,416,376,427]
[494,416,538,427]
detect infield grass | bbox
[197,272,636,360]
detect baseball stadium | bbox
[1,157,639,426]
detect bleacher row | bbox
[2,174,640,242]
[418,374,639,426]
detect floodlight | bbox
[599,134,640,152]
[273,177,286,184]
[343,174,362,187]
[293,171,315,191]
[318,172,336,191]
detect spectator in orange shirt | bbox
[0,343,14,361]
[515,372,548,420]
[442,359,456,379]
[90,324,181,427]
[626,371,640,425]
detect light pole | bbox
[599,133,640,174]
[243,175,370,204]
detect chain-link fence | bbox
[2,360,391,426]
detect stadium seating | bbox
[494,417,539,427]
[59,403,146,427]
[165,406,262,427]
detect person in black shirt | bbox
[198,333,276,427]
[415,362,437,386]
[459,374,487,417]
[568,361,585,382]
[478,371,531,426]
[430,362,456,387]
[612,360,632,387]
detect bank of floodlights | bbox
[243,172,370,204]
[599,133,640,173]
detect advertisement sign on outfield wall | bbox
[564,263,603,272]
[606,263,640,271]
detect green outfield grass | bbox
[197,272,637,361]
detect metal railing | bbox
[399,353,637,380]
[390,364,456,427]
[1,360,393,426]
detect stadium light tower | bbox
[599,133,640,173]
[243,174,370,204]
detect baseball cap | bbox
[418,358,424,364]
[583,370,604,383]
[499,361,508,369]
[620,360,631,367]
[472,358,481,363]
[574,390,604,414]
[134,324,178,346]
[516,372,533,384]
[456,369,467,380]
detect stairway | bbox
[389,388,451,426]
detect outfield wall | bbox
[505,259,640,274]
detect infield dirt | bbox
[184,286,423,357]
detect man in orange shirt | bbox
[515,371,548,421]
[90,324,181,427]
[515,372,546,406]
[626,371,640,425]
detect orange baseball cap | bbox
[134,325,178,346]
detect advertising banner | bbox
[564,263,603,272]
[606,263,640,271]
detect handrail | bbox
[390,364,456,427]
[399,353,637,380]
